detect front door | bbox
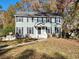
[37,27,47,38]
[38,27,41,35]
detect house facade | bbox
[15,12,63,39]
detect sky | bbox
[0,0,20,11]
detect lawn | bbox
[0,37,79,59]
[0,38,37,46]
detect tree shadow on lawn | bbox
[16,49,67,59]
[0,49,14,59]
[0,49,11,56]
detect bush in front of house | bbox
[16,39,23,43]
[3,25,14,36]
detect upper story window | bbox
[43,18,46,23]
[33,18,37,22]
[32,18,34,22]
[37,17,42,23]
[52,17,55,23]
[27,18,32,22]
[55,17,61,23]
[16,17,23,22]
[46,18,51,23]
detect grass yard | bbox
[0,38,37,46]
[0,40,18,46]
[0,37,79,59]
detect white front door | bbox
[37,27,47,38]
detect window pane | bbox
[32,18,33,22]
[29,27,31,34]
[55,27,59,33]
[46,27,51,33]
[16,27,18,33]
[32,27,34,34]
[17,17,23,22]
[38,18,42,22]
[27,27,33,34]
[43,18,46,23]
[33,18,37,22]
[56,17,60,23]
[22,27,23,34]
[27,18,32,22]
[24,17,27,22]
[27,27,29,34]
[52,18,55,23]
[27,18,28,22]
[17,27,23,35]
[46,18,50,22]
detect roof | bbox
[15,10,62,17]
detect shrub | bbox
[16,39,23,43]
[3,25,15,35]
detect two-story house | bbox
[15,11,62,39]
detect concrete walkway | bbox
[0,39,48,50]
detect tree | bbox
[21,0,31,3]
[31,0,41,11]
[49,0,57,13]
[3,5,16,34]
[15,2,23,10]
[0,5,3,29]
[60,0,79,38]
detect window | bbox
[16,17,23,22]
[37,18,42,22]
[38,28,41,34]
[55,17,60,23]
[52,18,55,23]
[27,18,32,22]
[46,18,50,23]
[27,18,28,22]
[32,27,34,34]
[32,18,34,22]
[16,27,18,33]
[29,27,32,34]
[56,17,59,23]
[59,17,61,23]
[50,18,52,23]
[42,18,44,23]
[55,27,59,33]
[43,18,46,23]
[27,27,29,34]
[24,17,27,22]
[46,27,51,34]
[16,27,23,35]
[22,27,23,34]
[27,27,34,34]
[33,18,37,22]
[55,17,56,23]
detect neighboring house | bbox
[15,11,63,39]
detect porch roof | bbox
[34,23,46,27]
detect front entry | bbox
[38,27,41,35]
[37,27,47,39]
